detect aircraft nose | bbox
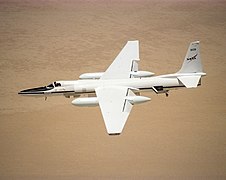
[18,86,47,95]
[18,90,23,95]
[18,88,33,95]
[18,89,29,95]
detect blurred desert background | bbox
[0,0,225,179]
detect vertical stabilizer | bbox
[178,41,203,73]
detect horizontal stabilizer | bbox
[177,75,201,88]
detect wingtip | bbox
[128,40,139,43]
[192,40,200,44]
[108,133,121,136]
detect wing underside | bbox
[95,86,135,135]
[95,41,140,135]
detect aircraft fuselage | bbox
[18,75,188,98]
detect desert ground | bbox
[0,0,225,179]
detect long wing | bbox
[95,86,135,135]
[100,40,140,80]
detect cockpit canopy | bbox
[46,81,61,89]
[46,83,54,89]
[54,81,61,87]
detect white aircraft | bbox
[19,41,206,135]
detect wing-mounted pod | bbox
[72,97,99,107]
[79,72,104,79]
[125,96,150,105]
[130,71,154,78]
[79,71,154,80]
[71,92,150,107]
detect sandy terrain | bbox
[0,0,225,179]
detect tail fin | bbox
[176,41,206,88]
[177,41,203,73]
